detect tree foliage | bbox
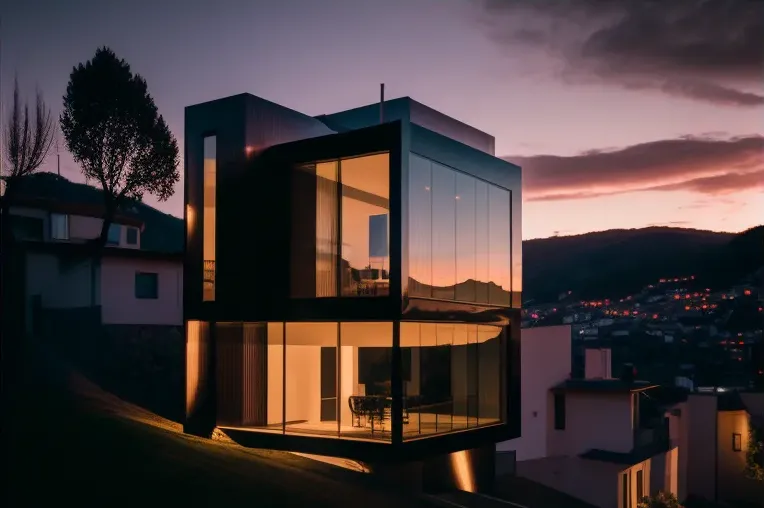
[638,491,684,508]
[2,79,55,196]
[60,47,179,247]
[745,418,764,481]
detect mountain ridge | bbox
[523,225,763,303]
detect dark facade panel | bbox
[409,99,495,155]
[319,97,495,155]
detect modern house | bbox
[6,172,183,330]
[183,92,521,490]
[498,326,679,508]
[666,390,764,505]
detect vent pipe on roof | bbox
[380,83,385,124]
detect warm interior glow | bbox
[451,449,476,493]
[186,204,195,235]
[185,321,203,416]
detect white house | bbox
[8,172,183,330]
[498,325,679,508]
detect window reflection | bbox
[408,154,432,298]
[455,173,476,302]
[407,153,512,306]
[290,153,390,298]
[431,163,456,300]
[400,322,504,439]
[340,154,390,297]
[202,136,216,301]
[475,181,489,304]
[488,186,511,306]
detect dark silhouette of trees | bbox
[60,47,179,249]
[1,79,55,348]
[2,78,55,223]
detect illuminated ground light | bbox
[450,450,476,493]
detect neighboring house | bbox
[6,172,183,329]
[666,390,764,505]
[498,326,679,508]
[183,92,522,492]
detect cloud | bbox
[511,135,764,201]
[477,0,764,107]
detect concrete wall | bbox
[100,257,182,325]
[497,325,571,460]
[549,391,634,456]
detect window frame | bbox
[733,432,742,452]
[134,271,159,300]
[50,213,70,240]
[125,226,138,245]
[106,223,121,245]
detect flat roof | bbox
[552,379,659,394]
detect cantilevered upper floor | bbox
[184,93,521,324]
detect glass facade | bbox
[216,321,394,442]
[291,153,390,298]
[408,153,512,306]
[202,135,216,301]
[212,321,505,442]
[400,323,504,440]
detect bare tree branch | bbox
[2,79,54,190]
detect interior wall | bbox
[285,346,322,424]
[267,344,284,425]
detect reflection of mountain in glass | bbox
[409,277,511,307]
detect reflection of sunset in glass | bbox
[409,153,514,306]
[202,136,216,301]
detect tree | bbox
[1,80,55,345]
[2,78,55,215]
[638,491,684,508]
[60,47,179,249]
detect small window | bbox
[135,272,158,299]
[12,216,44,241]
[621,472,630,508]
[107,223,121,245]
[51,213,69,240]
[126,227,138,245]
[733,432,742,452]
[553,393,566,430]
[636,469,643,501]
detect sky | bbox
[2,0,762,239]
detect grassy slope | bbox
[2,341,432,508]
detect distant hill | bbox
[523,226,763,303]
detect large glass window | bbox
[488,186,511,306]
[400,322,505,440]
[408,155,432,298]
[407,153,512,306]
[339,322,393,440]
[340,154,390,297]
[431,163,456,300]
[455,173,476,302]
[203,135,216,301]
[291,153,390,298]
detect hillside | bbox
[523,226,763,303]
